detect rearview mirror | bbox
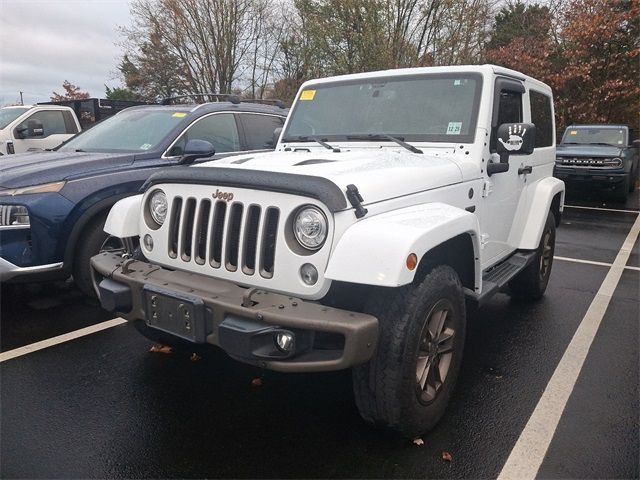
[179,139,215,165]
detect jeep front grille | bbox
[167,197,280,278]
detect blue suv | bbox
[0,100,287,296]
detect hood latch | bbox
[346,184,368,219]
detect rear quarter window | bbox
[530,90,553,147]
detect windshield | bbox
[59,108,188,153]
[283,73,482,143]
[561,127,627,146]
[0,107,29,129]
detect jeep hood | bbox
[556,144,624,157]
[192,149,464,206]
[0,150,135,189]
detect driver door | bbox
[480,78,528,268]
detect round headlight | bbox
[149,190,168,226]
[293,206,327,250]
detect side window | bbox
[241,114,285,150]
[530,90,553,147]
[168,113,240,156]
[491,90,523,151]
[23,110,67,137]
[62,111,80,134]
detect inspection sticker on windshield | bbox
[172,112,187,118]
[300,90,316,101]
[446,122,462,135]
[140,143,152,150]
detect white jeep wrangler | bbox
[92,65,564,437]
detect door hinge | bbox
[480,233,489,247]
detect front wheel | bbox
[73,213,126,297]
[509,212,556,300]
[352,265,466,438]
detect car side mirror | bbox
[14,124,27,139]
[27,119,44,137]
[632,139,640,149]
[179,139,215,165]
[271,127,283,148]
[496,122,536,162]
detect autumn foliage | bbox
[487,0,639,131]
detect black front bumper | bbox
[91,253,378,372]
[554,167,628,186]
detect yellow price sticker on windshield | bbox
[300,90,316,101]
[570,130,577,135]
[172,112,187,118]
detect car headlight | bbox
[148,190,168,226]
[0,205,29,227]
[0,181,66,197]
[606,157,623,167]
[293,206,327,250]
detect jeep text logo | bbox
[213,189,234,202]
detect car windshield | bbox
[283,73,482,143]
[59,108,189,153]
[0,107,30,129]
[561,127,626,146]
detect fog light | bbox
[143,234,154,251]
[300,263,318,285]
[275,331,294,353]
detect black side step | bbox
[465,251,537,306]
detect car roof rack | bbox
[160,93,286,108]
[161,93,241,105]
[241,98,286,109]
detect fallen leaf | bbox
[251,377,263,387]
[412,437,425,446]
[190,353,202,362]
[149,344,174,354]
[441,451,453,462]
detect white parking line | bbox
[554,256,640,272]
[499,212,640,480]
[0,317,127,363]
[564,204,640,214]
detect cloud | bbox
[0,0,132,105]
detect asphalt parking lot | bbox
[1,189,638,479]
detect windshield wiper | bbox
[282,135,340,152]
[587,142,616,146]
[346,133,423,154]
[74,149,85,152]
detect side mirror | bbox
[179,139,215,165]
[14,124,27,139]
[631,139,640,149]
[271,127,283,148]
[496,122,536,163]
[27,119,44,137]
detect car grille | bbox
[556,157,622,168]
[166,197,280,278]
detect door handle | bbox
[518,165,533,175]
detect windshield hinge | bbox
[482,180,493,198]
[346,184,368,219]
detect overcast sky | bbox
[0,0,132,106]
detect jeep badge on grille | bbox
[213,189,234,202]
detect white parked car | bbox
[0,105,81,155]
[92,65,565,437]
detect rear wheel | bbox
[509,212,555,300]
[352,265,466,437]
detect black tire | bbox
[73,213,125,297]
[352,265,466,438]
[612,176,630,202]
[509,212,555,300]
